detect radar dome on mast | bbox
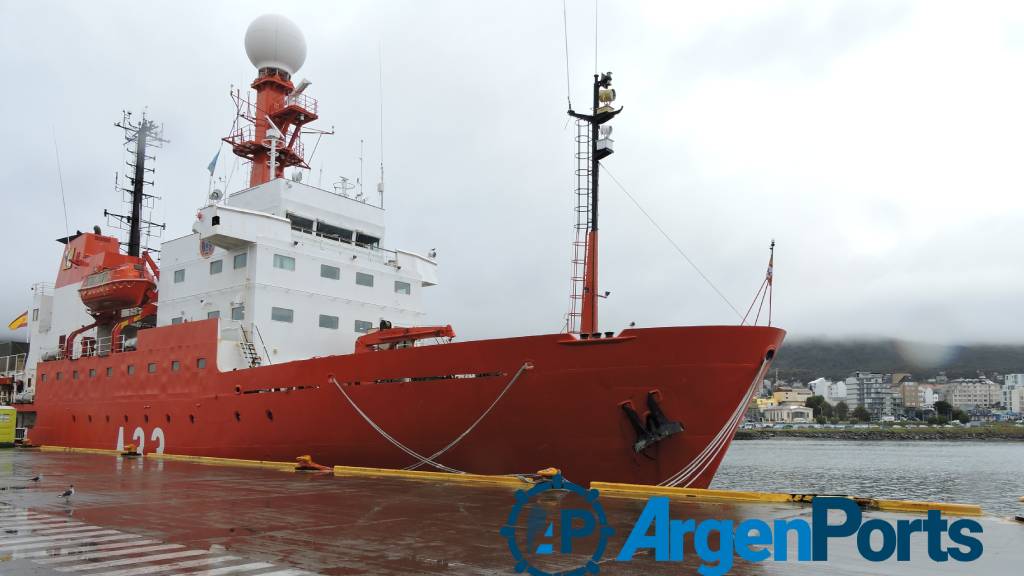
[244,14,307,76]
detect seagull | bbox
[58,485,74,499]
[30,476,40,482]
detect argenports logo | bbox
[503,485,983,575]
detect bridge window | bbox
[231,306,245,321]
[271,307,294,323]
[316,220,353,242]
[210,259,223,275]
[286,212,314,232]
[207,310,220,319]
[174,269,185,283]
[273,254,296,271]
[319,314,339,329]
[355,233,379,247]
[356,272,374,287]
[395,280,411,295]
[233,252,247,269]
[321,264,340,280]
[355,320,373,333]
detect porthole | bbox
[266,410,273,421]
[189,414,195,424]
[144,414,149,423]
[234,411,241,422]
[166,414,171,423]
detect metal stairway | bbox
[567,118,592,334]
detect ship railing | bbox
[283,91,318,115]
[46,335,130,362]
[0,353,26,378]
[32,282,54,297]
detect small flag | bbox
[8,311,27,330]
[207,149,221,176]
[766,254,774,286]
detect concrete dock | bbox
[0,449,1021,575]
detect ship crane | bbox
[355,325,456,354]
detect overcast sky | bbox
[2,0,1023,346]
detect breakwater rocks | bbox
[735,425,1024,441]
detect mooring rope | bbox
[329,361,531,474]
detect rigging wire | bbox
[562,0,573,110]
[600,163,744,320]
[51,128,71,238]
[594,0,598,74]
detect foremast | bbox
[568,72,620,335]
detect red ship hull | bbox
[28,320,783,487]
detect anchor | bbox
[620,390,684,453]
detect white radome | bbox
[244,14,307,76]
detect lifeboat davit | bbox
[79,264,156,316]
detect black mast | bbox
[109,111,168,256]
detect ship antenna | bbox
[378,41,385,209]
[51,128,71,238]
[358,138,365,200]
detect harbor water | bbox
[714,438,1024,517]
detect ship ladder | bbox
[328,361,533,474]
[238,328,262,368]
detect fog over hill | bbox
[770,339,1024,384]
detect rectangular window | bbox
[273,254,296,271]
[231,306,244,321]
[171,317,183,325]
[209,259,223,275]
[316,220,353,242]
[319,314,339,329]
[207,310,221,319]
[356,272,374,287]
[88,368,96,378]
[271,307,294,323]
[171,360,180,371]
[32,308,39,321]
[354,320,373,333]
[233,252,247,269]
[394,280,411,295]
[73,370,79,380]
[106,367,112,377]
[41,373,47,383]
[56,372,62,381]
[320,264,340,280]
[127,365,135,375]
[147,362,157,373]
[356,233,380,246]
[197,358,207,369]
[174,269,185,283]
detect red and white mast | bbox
[568,73,620,335]
[224,15,319,187]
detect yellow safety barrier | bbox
[40,445,123,456]
[147,453,296,471]
[331,465,530,487]
[591,482,982,516]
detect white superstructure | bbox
[166,177,437,369]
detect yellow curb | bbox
[590,482,982,516]
[40,445,123,456]
[331,465,530,487]
[147,452,296,471]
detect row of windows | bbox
[40,358,207,382]
[174,252,410,295]
[269,306,374,333]
[172,305,245,325]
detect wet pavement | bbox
[0,449,1021,575]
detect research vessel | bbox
[8,15,784,488]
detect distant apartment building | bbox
[845,371,899,420]
[945,379,1001,410]
[899,382,938,412]
[762,405,814,423]
[1005,387,1024,414]
[772,386,813,406]
[1005,374,1024,388]
[807,377,847,404]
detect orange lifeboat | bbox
[79,264,156,317]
